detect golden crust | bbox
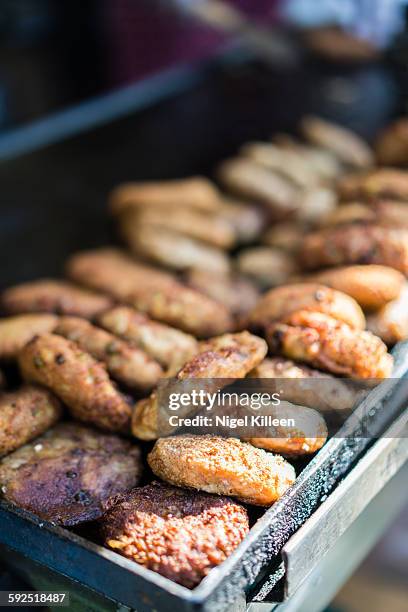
[101,482,249,588]
[236,247,298,289]
[338,168,408,202]
[109,177,221,215]
[18,333,132,433]
[249,283,365,330]
[267,310,393,379]
[375,118,408,166]
[366,284,408,345]
[0,314,58,361]
[299,225,408,275]
[0,385,62,457]
[320,201,408,229]
[55,316,163,392]
[148,435,296,506]
[1,280,112,319]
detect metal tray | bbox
[0,56,407,611]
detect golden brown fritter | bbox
[101,482,249,588]
[261,223,305,254]
[0,385,62,457]
[120,206,236,249]
[148,435,296,506]
[307,265,405,310]
[1,279,112,318]
[121,224,231,274]
[0,314,58,361]
[301,116,374,168]
[54,317,163,392]
[109,177,221,215]
[248,357,362,412]
[236,247,298,289]
[338,168,408,202]
[98,306,198,372]
[299,225,408,275]
[0,423,142,526]
[217,198,265,244]
[274,134,343,180]
[296,187,337,225]
[217,157,299,217]
[247,401,328,456]
[320,201,408,229]
[132,331,268,440]
[66,248,233,338]
[375,118,408,166]
[18,334,132,433]
[248,283,365,330]
[366,285,408,345]
[267,310,393,379]
[185,269,259,320]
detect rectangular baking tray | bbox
[0,55,407,611]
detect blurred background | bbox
[0,1,407,611]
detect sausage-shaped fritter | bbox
[120,206,236,249]
[0,385,62,457]
[0,423,142,526]
[247,401,328,456]
[262,222,305,254]
[0,314,58,361]
[148,435,296,506]
[338,168,408,202]
[185,269,259,320]
[307,265,405,310]
[132,331,268,440]
[109,177,221,215]
[236,247,298,289]
[295,187,337,224]
[217,157,299,217]
[299,225,408,275]
[249,357,362,412]
[249,283,365,330]
[18,334,132,433]
[301,116,374,168]
[375,118,408,166]
[366,285,408,345]
[66,249,233,338]
[98,306,198,372]
[54,317,163,392]
[121,224,231,274]
[274,134,343,180]
[267,310,393,379]
[218,198,265,244]
[1,279,112,319]
[101,482,249,588]
[320,201,408,229]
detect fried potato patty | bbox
[55,317,163,391]
[1,280,112,318]
[18,334,132,432]
[0,314,58,361]
[299,225,408,275]
[0,385,62,457]
[148,436,296,506]
[249,283,365,330]
[367,284,408,345]
[101,482,249,588]
[267,310,393,379]
[338,168,408,202]
[0,423,142,526]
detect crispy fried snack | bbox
[261,223,305,254]
[121,224,231,274]
[295,187,337,224]
[109,177,221,215]
[236,247,298,289]
[18,334,132,433]
[120,206,236,249]
[301,116,374,168]
[307,265,405,310]
[338,168,408,202]
[55,317,163,391]
[320,201,408,229]
[148,435,296,506]
[267,310,393,379]
[249,283,365,330]
[101,482,249,588]
[0,423,142,526]
[375,118,408,166]
[132,331,268,440]
[217,198,265,244]
[1,280,112,319]
[0,385,62,457]
[299,225,408,275]
[98,306,198,372]
[274,134,343,180]
[66,248,233,337]
[367,285,408,345]
[0,314,58,361]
